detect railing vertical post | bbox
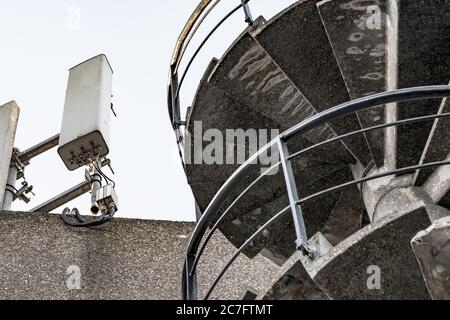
[241,0,253,26]
[170,67,182,129]
[277,137,311,256]
[183,254,198,300]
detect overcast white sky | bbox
[0,0,295,221]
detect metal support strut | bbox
[277,138,313,258]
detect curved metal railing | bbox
[181,85,450,300]
[168,0,253,132]
[167,0,450,302]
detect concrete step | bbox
[209,27,327,136]
[313,206,433,299]
[209,19,317,130]
[396,0,450,168]
[254,0,373,165]
[261,206,434,299]
[217,166,363,264]
[0,211,280,300]
[208,25,357,166]
[317,0,388,167]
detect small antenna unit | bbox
[58,54,113,171]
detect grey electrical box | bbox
[58,54,113,171]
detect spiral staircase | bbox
[170,0,450,300]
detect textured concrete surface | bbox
[312,207,432,299]
[255,0,372,165]
[396,0,450,168]
[321,184,364,245]
[411,216,450,300]
[184,58,284,218]
[423,154,450,209]
[318,0,387,167]
[362,170,414,221]
[209,23,357,164]
[372,187,449,222]
[0,211,279,300]
[211,28,323,134]
[261,207,435,300]
[185,59,265,187]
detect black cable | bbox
[5,184,19,193]
[61,207,115,227]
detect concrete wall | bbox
[0,211,278,300]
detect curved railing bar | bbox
[170,0,214,68]
[189,161,281,276]
[202,159,450,299]
[282,86,450,141]
[168,0,255,127]
[288,111,450,161]
[298,160,450,205]
[203,205,291,300]
[174,0,222,73]
[175,1,250,99]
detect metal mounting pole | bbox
[90,164,102,214]
[0,101,20,209]
[2,165,18,210]
[32,180,91,213]
[18,134,59,165]
[277,138,311,256]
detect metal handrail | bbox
[172,0,221,73]
[168,0,253,128]
[182,85,450,300]
[170,0,214,68]
[175,1,249,99]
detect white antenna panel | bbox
[58,54,113,171]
